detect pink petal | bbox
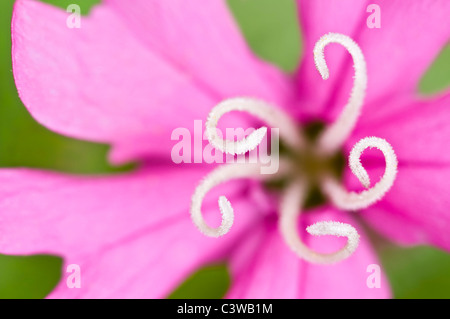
[48,196,263,298]
[0,166,265,298]
[296,0,450,121]
[0,165,245,257]
[12,0,293,164]
[105,0,294,105]
[227,208,390,298]
[226,219,301,299]
[350,93,450,163]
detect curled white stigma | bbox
[206,97,303,155]
[191,163,286,237]
[279,179,360,264]
[314,33,368,154]
[322,136,398,211]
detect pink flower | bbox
[3,0,450,298]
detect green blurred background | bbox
[0,0,449,299]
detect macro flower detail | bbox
[2,0,450,298]
[190,33,398,264]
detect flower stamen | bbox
[190,32,397,265]
[279,179,360,264]
[206,97,303,155]
[314,33,368,154]
[321,136,398,210]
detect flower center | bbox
[265,121,345,209]
[189,33,398,264]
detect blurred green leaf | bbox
[39,0,100,15]
[227,0,302,73]
[167,264,230,299]
[419,44,450,95]
[0,254,62,299]
[379,245,450,299]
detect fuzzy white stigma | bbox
[279,179,360,264]
[306,221,360,262]
[190,163,285,237]
[206,97,302,155]
[314,33,368,154]
[322,137,398,210]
